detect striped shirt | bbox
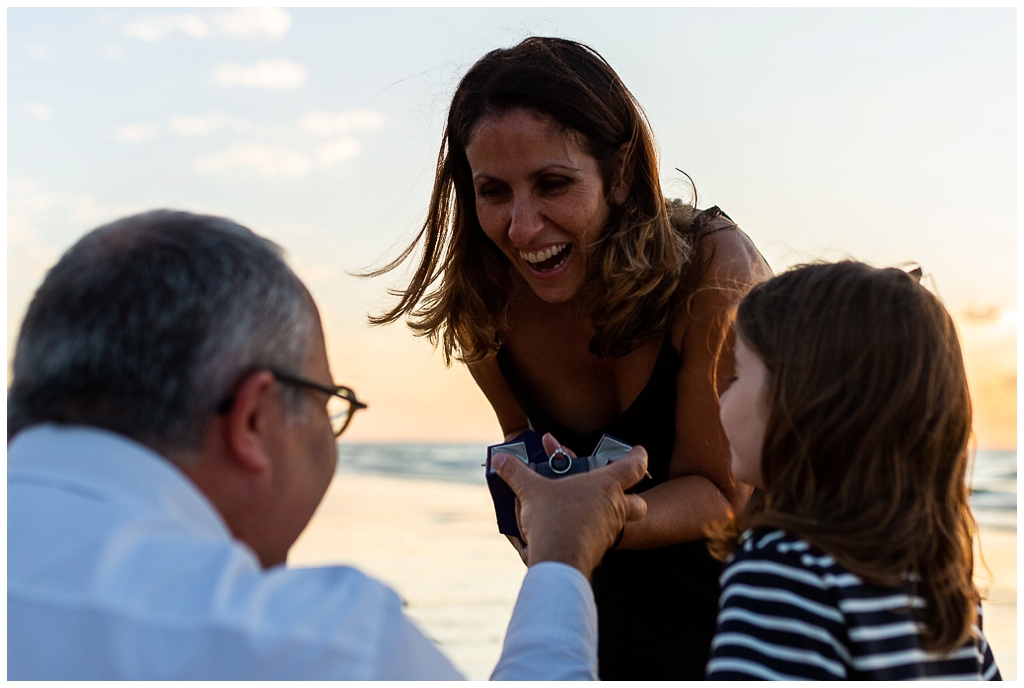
[706,528,1001,680]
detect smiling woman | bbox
[367,36,772,679]
[466,108,617,305]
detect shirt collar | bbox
[8,423,232,540]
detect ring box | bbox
[484,429,633,538]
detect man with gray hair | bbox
[8,210,648,680]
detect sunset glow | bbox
[8,9,1015,450]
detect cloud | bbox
[102,43,127,61]
[7,181,138,354]
[7,189,61,311]
[7,179,115,283]
[167,114,218,136]
[115,123,158,143]
[315,137,361,167]
[167,112,254,136]
[68,193,111,225]
[296,109,387,137]
[960,305,1016,334]
[995,373,1016,391]
[962,304,1001,323]
[211,60,307,89]
[121,9,290,44]
[195,144,312,178]
[112,113,256,140]
[106,107,382,176]
[27,102,53,121]
[123,13,209,42]
[9,179,128,231]
[996,309,1016,330]
[961,305,1015,325]
[211,8,291,40]
[297,110,387,167]
[111,113,261,144]
[9,178,59,214]
[28,44,48,59]
[8,212,61,286]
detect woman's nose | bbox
[507,197,544,246]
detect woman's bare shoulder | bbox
[695,213,773,288]
[670,215,772,344]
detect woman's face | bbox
[465,108,621,304]
[719,334,771,490]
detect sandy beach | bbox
[289,472,1017,680]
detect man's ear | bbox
[609,141,635,206]
[223,370,280,476]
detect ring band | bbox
[548,447,573,475]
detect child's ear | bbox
[609,142,635,206]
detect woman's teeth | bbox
[519,243,571,272]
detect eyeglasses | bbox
[217,369,368,438]
[270,369,367,437]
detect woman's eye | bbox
[476,183,508,200]
[538,176,570,194]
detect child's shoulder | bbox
[734,527,828,561]
[727,527,862,589]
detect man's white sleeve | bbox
[374,606,466,680]
[491,562,598,680]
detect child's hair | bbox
[708,261,978,654]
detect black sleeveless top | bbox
[496,336,723,680]
[494,207,741,679]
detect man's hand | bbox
[492,435,648,580]
[502,435,581,566]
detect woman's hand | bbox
[539,431,576,463]
[502,433,578,565]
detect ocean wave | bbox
[334,443,1016,531]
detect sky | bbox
[7,8,1016,449]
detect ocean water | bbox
[335,444,1017,531]
[969,450,1017,531]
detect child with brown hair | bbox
[706,261,1000,680]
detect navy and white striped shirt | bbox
[706,528,1001,680]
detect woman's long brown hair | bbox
[363,37,698,364]
[709,261,978,654]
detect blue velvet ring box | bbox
[484,429,633,538]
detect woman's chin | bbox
[533,289,577,305]
[516,257,584,304]
[522,278,583,305]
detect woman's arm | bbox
[469,356,531,442]
[469,356,537,562]
[617,225,771,549]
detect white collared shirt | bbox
[8,424,598,680]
